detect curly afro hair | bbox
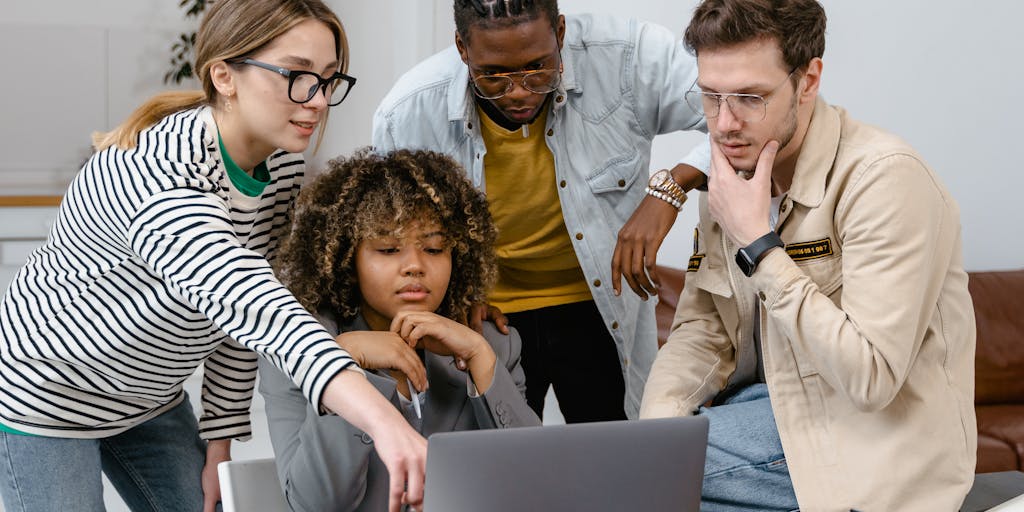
[277,148,497,325]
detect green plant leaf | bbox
[164,1,208,84]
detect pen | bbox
[406,378,422,419]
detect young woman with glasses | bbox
[0,1,425,511]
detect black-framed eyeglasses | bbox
[685,68,798,123]
[468,55,563,100]
[230,58,357,106]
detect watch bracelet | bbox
[655,174,688,204]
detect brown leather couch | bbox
[653,265,1024,473]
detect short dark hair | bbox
[454,0,560,42]
[684,0,826,71]
[277,148,497,325]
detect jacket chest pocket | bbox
[584,148,644,222]
[794,253,843,304]
[558,102,645,216]
[765,252,843,380]
[781,228,843,295]
[689,267,732,298]
[690,268,741,335]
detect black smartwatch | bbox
[735,232,784,277]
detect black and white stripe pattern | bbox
[0,107,354,440]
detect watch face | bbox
[735,232,784,277]
[735,248,756,277]
[648,169,671,188]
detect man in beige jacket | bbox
[640,0,977,510]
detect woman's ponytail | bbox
[92,90,206,151]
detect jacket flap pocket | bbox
[585,150,641,194]
[689,269,733,299]
[794,254,843,297]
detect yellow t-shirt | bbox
[479,106,592,313]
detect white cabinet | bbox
[0,206,57,292]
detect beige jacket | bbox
[641,98,976,511]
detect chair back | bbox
[218,458,288,512]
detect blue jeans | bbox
[700,384,799,512]
[0,395,210,512]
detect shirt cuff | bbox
[306,357,362,416]
[750,247,802,306]
[678,139,711,175]
[198,412,253,442]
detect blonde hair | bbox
[94,0,348,151]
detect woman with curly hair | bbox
[260,148,540,511]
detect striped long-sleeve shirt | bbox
[0,106,356,440]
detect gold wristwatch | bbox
[646,169,688,210]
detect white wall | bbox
[0,1,195,194]
[313,1,445,167]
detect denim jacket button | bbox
[593,279,602,287]
[575,232,583,240]
[559,180,567,188]
[547,128,554,136]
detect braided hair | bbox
[454,0,560,41]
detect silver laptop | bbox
[423,416,708,512]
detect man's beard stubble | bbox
[717,94,799,176]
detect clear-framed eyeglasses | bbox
[469,59,563,100]
[684,69,797,123]
[229,58,357,106]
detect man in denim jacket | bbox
[372,0,709,421]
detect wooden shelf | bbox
[0,196,63,207]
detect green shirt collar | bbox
[218,133,271,198]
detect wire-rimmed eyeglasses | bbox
[684,69,797,123]
[468,55,563,100]
[230,58,357,106]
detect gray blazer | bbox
[258,315,540,512]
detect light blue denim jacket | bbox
[372,14,709,418]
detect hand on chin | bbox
[707,140,779,247]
